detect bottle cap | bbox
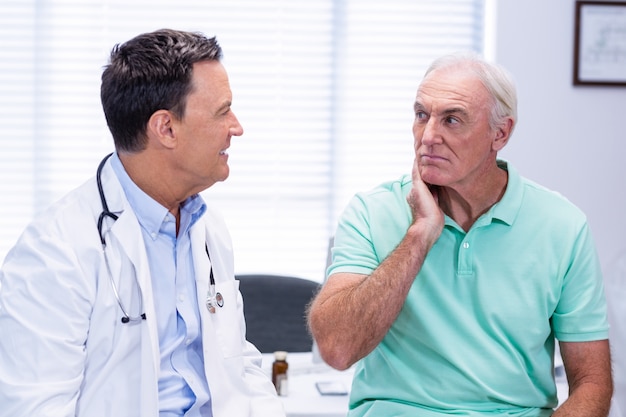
[274,350,288,360]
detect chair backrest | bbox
[237,274,321,353]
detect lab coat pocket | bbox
[208,280,244,359]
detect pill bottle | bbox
[272,350,289,396]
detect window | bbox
[0,0,485,282]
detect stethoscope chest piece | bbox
[204,243,224,314]
[206,291,224,314]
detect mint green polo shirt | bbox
[328,161,609,417]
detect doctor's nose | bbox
[230,112,244,137]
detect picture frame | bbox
[573,1,626,86]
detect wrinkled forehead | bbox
[416,66,490,109]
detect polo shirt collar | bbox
[481,159,522,227]
[443,159,521,230]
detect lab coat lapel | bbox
[100,161,161,396]
[191,223,233,401]
[191,224,213,330]
[192,217,255,416]
[111,215,160,416]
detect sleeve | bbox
[237,289,286,417]
[327,193,380,277]
[328,184,412,278]
[0,221,95,417]
[552,222,610,342]
[241,342,286,417]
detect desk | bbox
[262,352,351,417]
[263,353,570,417]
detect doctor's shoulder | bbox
[3,176,104,270]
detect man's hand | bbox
[406,158,444,245]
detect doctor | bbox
[0,29,285,417]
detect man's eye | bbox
[415,111,427,120]
[445,116,459,125]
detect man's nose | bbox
[420,119,440,145]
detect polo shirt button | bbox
[463,242,470,249]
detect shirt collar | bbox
[443,159,521,230]
[109,153,206,240]
[474,159,521,227]
[488,159,522,226]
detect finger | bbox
[411,158,423,185]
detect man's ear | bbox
[147,110,177,149]
[493,117,514,152]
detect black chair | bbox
[237,274,321,353]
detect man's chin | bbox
[419,169,443,186]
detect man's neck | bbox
[438,165,508,232]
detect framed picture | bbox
[573,1,626,86]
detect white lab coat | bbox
[0,159,285,417]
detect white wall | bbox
[495,2,625,415]
[495,0,626,278]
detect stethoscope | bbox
[96,153,224,324]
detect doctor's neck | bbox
[118,150,186,234]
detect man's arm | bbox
[553,340,613,417]
[307,232,433,370]
[307,159,444,370]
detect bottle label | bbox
[276,374,288,396]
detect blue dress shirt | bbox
[111,153,212,417]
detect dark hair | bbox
[100,29,223,152]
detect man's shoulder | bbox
[503,161,586,220]
[520,176,585,217]
[355,174,412,201]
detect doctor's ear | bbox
[147,110,177,149]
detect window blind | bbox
[0,0,484,282]
[0,1,37,258]
[332,0,485,221]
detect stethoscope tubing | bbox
[97,153,145,324]
[96,153,222,323]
